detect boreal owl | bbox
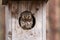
[19,11,35,30]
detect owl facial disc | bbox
[19,11,35,30]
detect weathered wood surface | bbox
[5,1,47,40]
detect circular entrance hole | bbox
[19,11,35,30]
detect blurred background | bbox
[46,0,60,40]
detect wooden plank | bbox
[5,1,47,40]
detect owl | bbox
[19,11,35,30]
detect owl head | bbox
[19,11,35,30]
[21,11,32,20]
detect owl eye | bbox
[22,15,25,19]
[28,15,31,19]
